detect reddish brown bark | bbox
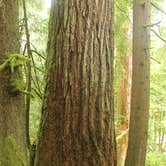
[35,0,116,165]
[117,56,132,166]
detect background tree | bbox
[114,1,132,165]
[125,0,151,165]
[35,0,116,165]
[116,55,132,166]
[114,0,166,165]
[0,0,28,165]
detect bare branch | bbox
[150,57,161,64]
[144,21,161,28]
[151,2,166,15]
[151,29,166,43]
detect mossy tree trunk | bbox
[35,0,116,165]
[0,0,28,165]
[125,0,150,166]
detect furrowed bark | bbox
[35,0,116,165]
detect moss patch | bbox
[0,52,31,96]
[0,136,27,166]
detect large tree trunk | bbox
[35,0,116,165]
[125,0,150,166]
[0,0,28,165]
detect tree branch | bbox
[151,2,166,15]
[151,29,166,43]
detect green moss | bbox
[9,66,25,95]
[0,52,31,96]
[0,136,27,166]
[0,53,30,72]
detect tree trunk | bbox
[0,0,28,165]
[117,55,132,166]
[35,0,116,165]
[125,0,150,166]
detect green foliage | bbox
[146,152,166,166]
[146,0,166,163]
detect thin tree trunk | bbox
[35,0,116,165]
[22,0,32,150]
[0,0,28,165]
[125,0,151,166]
[117,55,132,166]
